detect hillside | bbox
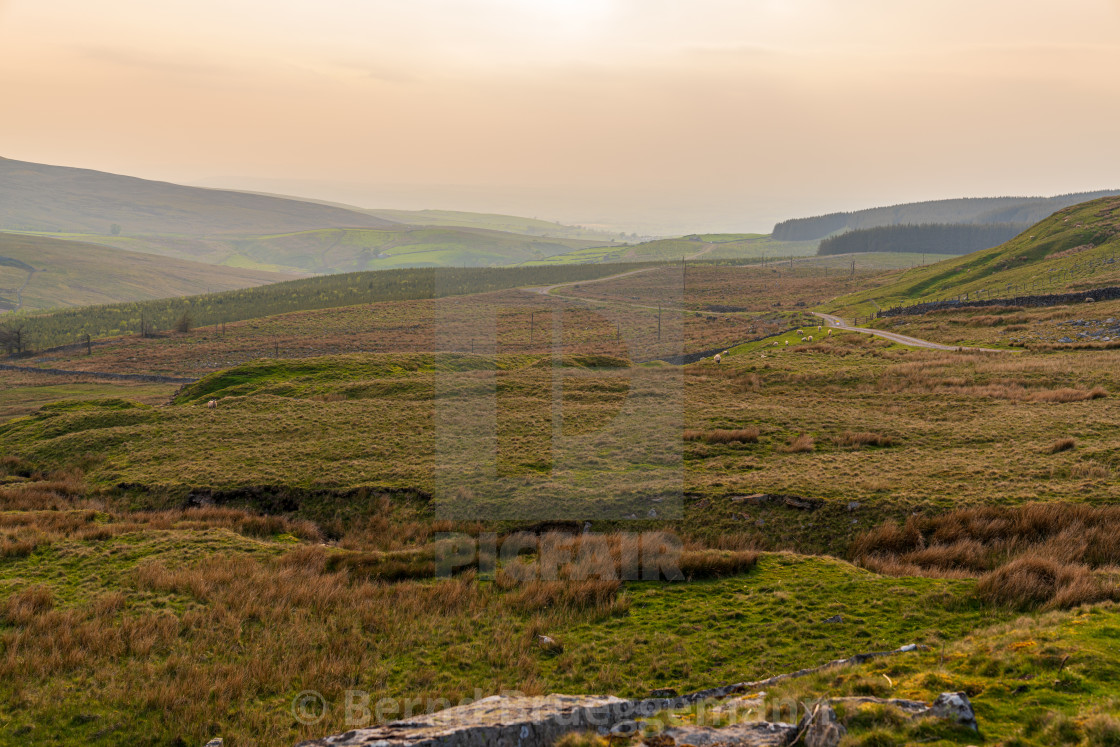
[528,233,819,264]
[352,208,626,242]
[825,196,1120,317]
[0,232,294,312]
[0,157,399,235]
[17,225,609,275]
[774,190,1120,241]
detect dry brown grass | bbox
[976,556,1115,610]
[678,549,759,579]
[854,503,1120,608]
[684,427,760,444]
[781,433,815,453]
[835,431,894,448]
[1048,437,1077,454]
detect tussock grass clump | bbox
[855,503,1120,608]
[1048,437,1077,454]
[836,431,894,449]
[679,549,759,579]
[1069,462,1113,480]
[1029,387,1108,403]
[684,427,760,445]
[976,556,1114,610]
[1,585,54,625]
[781,433,815,453]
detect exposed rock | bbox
[822,615,843,624]
[294,694,638,747]
[648,721,797,746]
[204,740,223,747]
[650,689,679,699]
[846,501,861,512]
[930,692,978,731]
[796,704,846,747]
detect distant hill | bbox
[0,233,294,312]
[26,226,608,274]
[825,196,1120,315]
[774,190,1120,241]
[0,157,399,235]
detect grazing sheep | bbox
[796,329,804,336]
[817,325,822,331]
[827,329,832,337]
[807,335,813,342]
[714,353,722,364]
[785,340,789,346]
[207,400,217,409]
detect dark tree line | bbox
[816,223,1025,256]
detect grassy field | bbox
[0,233,294,312]
[0,472,1006,746]
[527,235,821,265]
[4,210,1120,745]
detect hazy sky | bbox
[3,0,1120,233]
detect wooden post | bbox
[530,312,534,343]
[616,323,620,343]
[274,343,279,358]
[85,334,91,356]
[657,304,661,341]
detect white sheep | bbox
[807,335,813,342]
[785,340,789,346]
[714,353,722,364]
[817,325,822,332]
[827,329,832,337]
[207,400,217,409]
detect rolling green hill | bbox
[0,157,398,235]
[825,196,1120,316]
[0,233,294,312]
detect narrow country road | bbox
[812,312,1010,353]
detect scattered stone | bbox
[204,740,223,747]
[846,501,860,512]
[930,692,978,731]
[650,689,679,699]
[651,721,797,746]
[822,615,843,624]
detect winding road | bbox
[812,312,1009,353]
[524,262,1011,355]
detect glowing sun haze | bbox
[2,0,1120,233]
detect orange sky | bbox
[2,0,1120,233]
